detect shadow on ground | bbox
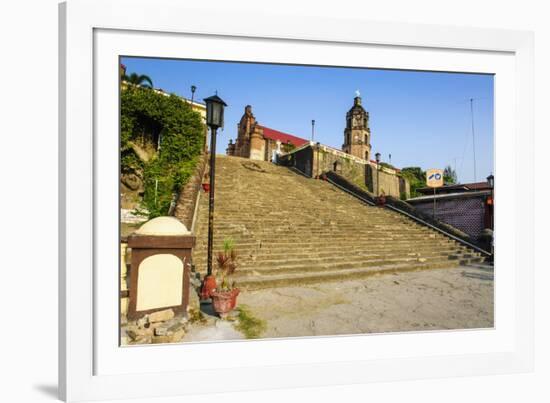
[33,384,58,400]
[461,265,494,281]
[200,301,217,317]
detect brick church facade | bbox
[226,105,308,162]
[226,94,373,163]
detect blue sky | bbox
[122,57,494,184]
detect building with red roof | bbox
[226,105,309,161]
[408,179,494,239]
[259,126,309,148]
[227,96,411,201]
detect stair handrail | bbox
[322,171,492,257]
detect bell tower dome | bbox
[342,91,372,161]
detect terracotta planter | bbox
[376,196,386,206]
[229,288,240,310]
[202,183,210,192]
[200,275,217,300]
[211,288,240,317]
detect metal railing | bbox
[285,164,492,257]
[322,172,492,257]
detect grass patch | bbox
[188,307,207,324]
[234,305,267,339]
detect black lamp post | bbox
[375,152,381,196]
[191,85,197,104]
[311,119,315,141]
[203,94,227,278]
[487,174,494,189]
[316,141,321,178]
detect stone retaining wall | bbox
[365,164,410,199]
[174,153,208,230]
[279,143,409,199]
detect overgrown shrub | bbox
[121,86,205,218]
[400,167,426,198]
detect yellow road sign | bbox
[426,168,444,188]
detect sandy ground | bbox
[238,264,494,338]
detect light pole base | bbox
[200,274,217,301]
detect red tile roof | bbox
[259,126,309,147]
[417,181,492,194]
[460,182,492,191]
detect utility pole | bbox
[433,187,436,220]
[470,98,477,182]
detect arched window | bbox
[365,151,369,161]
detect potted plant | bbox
[202,172,210,192]
[199,274,217,301]
[210,238,240,318]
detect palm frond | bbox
[139,74,153,88]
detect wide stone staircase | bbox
[191,155,485,290]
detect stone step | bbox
[192,246,475,266]
[194,232,450,243]
[230,254,482,275]
[195,218,431,226]
[194,230,454,241]
[194,225,440,236]
[192,244,470,259]
[232,259,483,290]
[182,156,483,289]
[194,251,479,273]
[193,239,458,252]
[195,222,443,230]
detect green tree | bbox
[400,167,426,198]
[123,72,154,88]
[443,165,457,185]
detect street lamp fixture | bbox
[375,152,381,196]
[487,174,494,189]
[204,94,226,129]
[190,85,197,104]
[203,94,227,285]
[311,119,315,141]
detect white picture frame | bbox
[59,0,534,401]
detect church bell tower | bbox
[342,92,372,161]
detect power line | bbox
[455,96,488,183]
[458,131,470,182]
[469,98,477,182]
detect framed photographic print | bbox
[59,0,534,401]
